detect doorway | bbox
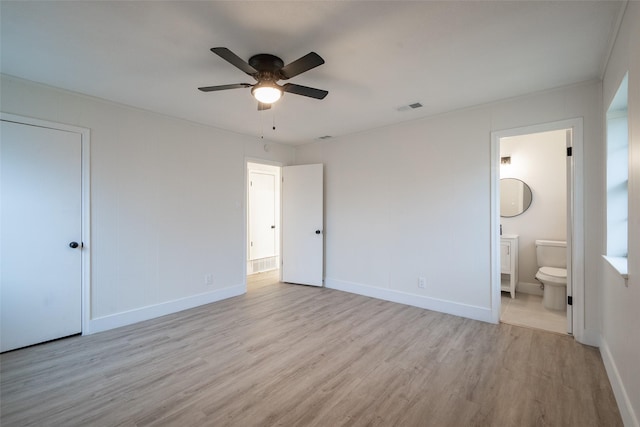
[491,119,584,338]
[246,161,281,288]
[244,161,325,290]
[498,129,568,334]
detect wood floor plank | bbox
[0,271,622,426]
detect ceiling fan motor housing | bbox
[248,54,285,76]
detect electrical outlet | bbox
[205,274,214,286]
[418,277,426,289]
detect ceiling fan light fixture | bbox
[251,83,282,104]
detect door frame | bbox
[244,157,283,287]
[490,118,585,341]
[1,113,91,336]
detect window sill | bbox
[602,255,628,284]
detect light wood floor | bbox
[501,292,567,335]
[1,270,622,426]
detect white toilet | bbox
[535,240,567,311]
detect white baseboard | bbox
[325,278,492,323]
[86,284,245,335]
[575,328,601,347]
[600,337,640,427]
[516,281,543,296]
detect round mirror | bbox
[500,178,532,217]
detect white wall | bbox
[0,75,295,332]
[500,129,567,289]
[296,80,602,330]
[600,3,640,426]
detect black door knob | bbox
[69,241,79,249]
[315,230,321,235]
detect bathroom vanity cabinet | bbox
[500,235,519,298]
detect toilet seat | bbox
[536,266,567,285]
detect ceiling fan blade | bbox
[279,52,325,79]
[258,102,272,111]
[198,83,252,92]
[210,47,257,75]
[282,83,328,100]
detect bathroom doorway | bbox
[246,161,281,290]
[491,119,584,338]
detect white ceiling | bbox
[0,1,624,145]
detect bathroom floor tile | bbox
[500,292,567,335]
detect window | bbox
[604,73,629,279]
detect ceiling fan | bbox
[198,47,328,110]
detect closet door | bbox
[1,120,82,352]
[281,164,323,286]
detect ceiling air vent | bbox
[397,102,423,112]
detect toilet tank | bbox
[535,240,566,268]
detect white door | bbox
[565,128,573,335]
[249,171,276,260]
[1,120,82,352]
[281,164,323,286]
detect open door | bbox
[565,128,574,335]
[281,164,323,286]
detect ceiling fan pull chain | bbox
[260,108,264,139]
